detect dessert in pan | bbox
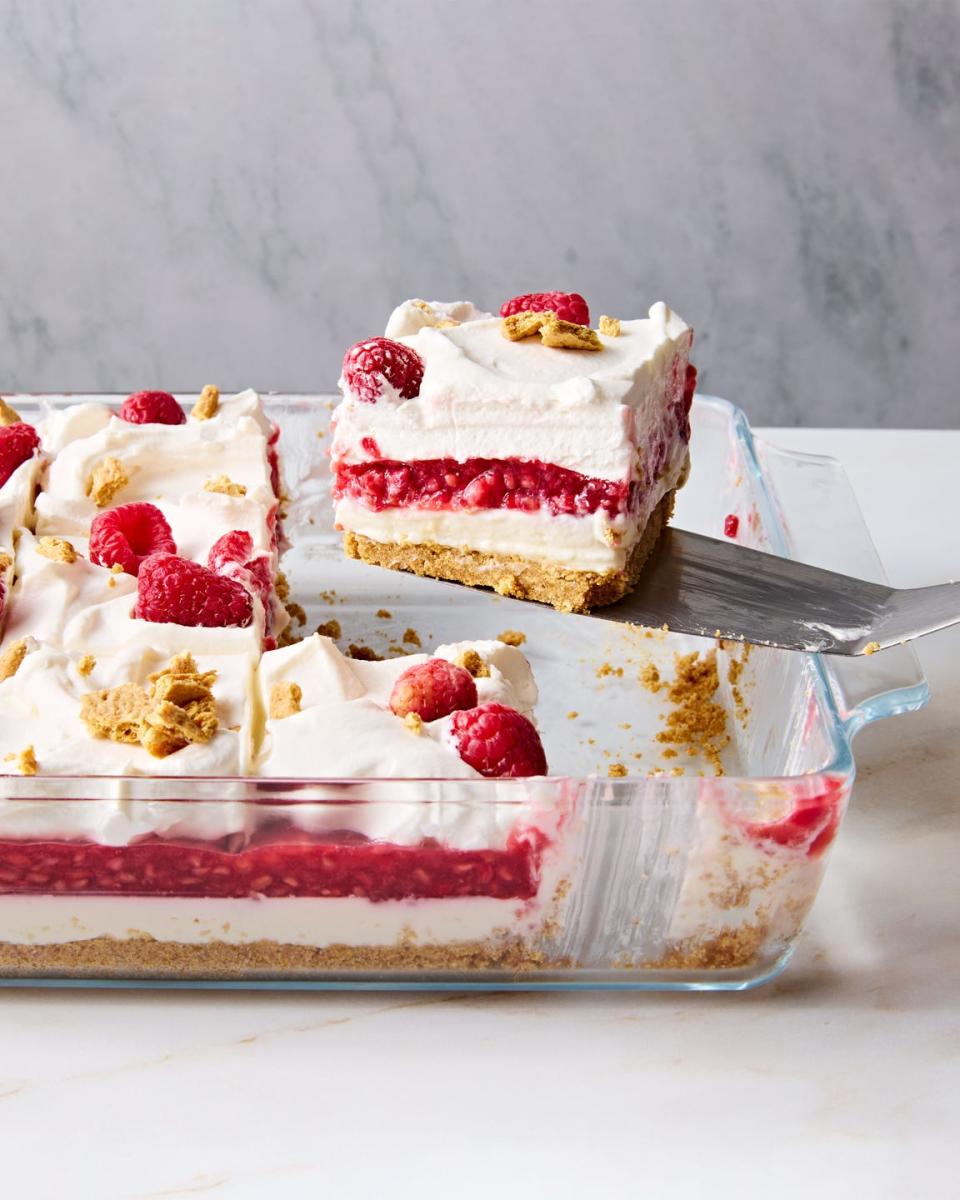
[332,292,696,613]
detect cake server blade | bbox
[588,528,960,655]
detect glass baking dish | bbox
[0,394,928,990]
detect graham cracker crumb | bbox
[412,299,434,314]
[608,762,628,778]
[0,640,28,682]
[402,627,421,647]
[15,746,37,776]
[639,662,662,692]
[497,629,526,647]
[81,682,151,745]
[286,603,307,627]
[77,654,96,677]
[404,712,424,735]
[347,644,382,661]
[596,662,624,679]
[0,397,22,426]
[36,536,78,564]
[191,384,220,421]
[269,681,302,719]
[277,624,301,648]
[649,650,730,776]
[540,311,603,351]
[567,711,579,719]
[376,608,392,619]
[501,311,546,341]
[275,572,290,602]
[863,641,881,656]
[599,315,621,337]
[436,319,460,329]
[456,648,490,678]
[204,474,246,497]
[87,457,128,507]
[316,619,341,640]
[0,551,12,574]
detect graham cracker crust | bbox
[0,934,566,981]
[344,490,677,614]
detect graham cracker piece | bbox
[76,654,96,677]
[286,603,307,627]
[81,652,220,758]
[402,627,421,647]
[204,474,247,497]
[608,762,628,778]
[275,571,290,602]
[0,640,28,682]
[191,384,220,421]
[36,536,78,564]
[269,681,302,719]
[863,641,881,656]
[455,648,490,678]
[540,311,602,351]
[87,457,129,508]
[404,712,424,735]
[0,551,12,574]
[0,398,22,426]
[16,746,37,776]
[316,619,341,640]
[80,682,151,744]
[598,315,621,337]
[497,629,526,646]
[501,311,546,341]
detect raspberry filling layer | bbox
[0,829,545,901]
[335,456,636,518]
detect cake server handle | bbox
[592,528,960,656]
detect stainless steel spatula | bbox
[586,528,959,655]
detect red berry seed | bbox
[342,337,424,403]
[89,503,177,576]
[389,659,478,723]
[135,552,254,628]
[0,422,40,489]
[449,703,548,778]
[500,291,590,327]
[119,391,186,426]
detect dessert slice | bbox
[332,293,696,612]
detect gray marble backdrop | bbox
[1,0,958,425]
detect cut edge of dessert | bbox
[331,291,697,613]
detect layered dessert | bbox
[331,291,697,612]
[0,391,562,977]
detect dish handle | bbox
[749,435,929,737]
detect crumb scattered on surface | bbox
[497,629,526,647]
[402,627,421,647]
[662,748,678,759]
[0,640,28,682]
[376,608,392,620]
[87,457,128,507]
[404,712,424,735]
[598,315,621,337]
[286,603,307,627]
[204,474,247,497]
[191,384,220,420]
[863,641,881,656]
[316,619,341,640]
[347,644,382,661]
[639,662,662,692]
[269,681,302,719]
[596,662,623,679]
[15,746,37,776]
[275,572,290,602]
[455,648,490,678]
[76,654,96,677]
[36,536,78,564]
[0,397,22,425]
[567,711,579,720]
[608,762,628,778]
[644,650,730,776]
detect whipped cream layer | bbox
[3,531,265,657]
[36,407,276,556]
[385,298,493,339]
[0,640,256,783]
[0,455,43,552]
[333,301,692,483]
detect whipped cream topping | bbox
[333,301,692,483]
[385,299,493,339]
[0,455,43,551]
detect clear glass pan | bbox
[0,394,928,990]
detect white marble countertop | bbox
[0,429,957,1199]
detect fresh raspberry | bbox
[342,337,424,403]
[390,659,478,723]
[119,390,186,426]
[207,530,272,613]
[500,291,590,327]
[135,552,253,628]
[449,703,547,778]
[89,502,177,576]
[0,422,40,488]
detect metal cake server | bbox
[582,528,960,655]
